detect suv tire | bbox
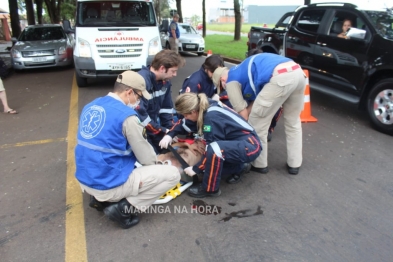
[367,78,393,135]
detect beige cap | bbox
[212,67,228,94]
[116,71,151,99]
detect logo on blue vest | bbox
[80,105,106,139]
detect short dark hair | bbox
[203,54,225,73]
[150,49,185,71]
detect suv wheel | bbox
[367,78,393,135]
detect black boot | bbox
[226,163,251,184]
[188,183,221,198]
[104,199,140,229]
[89,195,114,212]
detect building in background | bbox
[0,7,11,41]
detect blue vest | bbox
[169,20,180,38]
[227,53,291,101]
[75,96,137,190]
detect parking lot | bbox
[1,54,392,261]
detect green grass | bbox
[204,34,248,61]
[206,23,265,34]
[202,23,275,60]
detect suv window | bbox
[364,10,393,40]
[297,9,326,33]
[329,11,369,39]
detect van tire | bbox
[367,78,393,135]
[76,73,88,88]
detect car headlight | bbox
[200,38,205,44]
[148,36,161,55]
[11,48,21,58]
[78,37,91,58]
[59,46,66,55]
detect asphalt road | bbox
[1,53,392,262]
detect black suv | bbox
[251,3,393,135]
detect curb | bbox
[203,52,242,65]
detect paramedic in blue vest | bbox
[159,93,262,198]
[136,50,185,153]
[212,53,306,175]
[75,71,180,229]
[169,13,180,53]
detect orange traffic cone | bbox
[300,69,317,123]
[207,50,212,57]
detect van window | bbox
[297,9,325,33]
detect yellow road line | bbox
[65,75,87,262]
[0,138,66,149]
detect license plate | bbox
[111,64,132,70]
[32,57,47,62]
[186,45,195,48]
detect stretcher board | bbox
[153,181,193,205]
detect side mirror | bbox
[62,19,75,34]
[11,37,18,43]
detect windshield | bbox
[76,1,157,27]
[19,27,66,41]
[179,24,198,34]
[364,9,393,40]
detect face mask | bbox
[127,92,140,109]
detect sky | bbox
[171,0,392,18]
[1,0,390,16]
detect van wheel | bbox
[75,72,88,88]
[367,78,393,135]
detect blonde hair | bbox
[175,93,209,135]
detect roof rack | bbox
[308,2,357,8]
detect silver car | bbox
[11,24,74,70]
[160,23,205,56]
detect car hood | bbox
[13,39,68,51]
[179,34,202,41]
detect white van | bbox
[64,0,161,87]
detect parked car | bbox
[10,24,74,70]
[160,23,205,56]
[197,23,203,30]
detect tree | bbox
[25,0,36,25]
[44,0,63,24]
[60,0,76,20]
[234,0,241,41]
[202,0,206,37]
[153,0,171,23]
[175,0,183,23]
[8,0,21,37]
[36,0,44,24]
[190,14,200,27]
